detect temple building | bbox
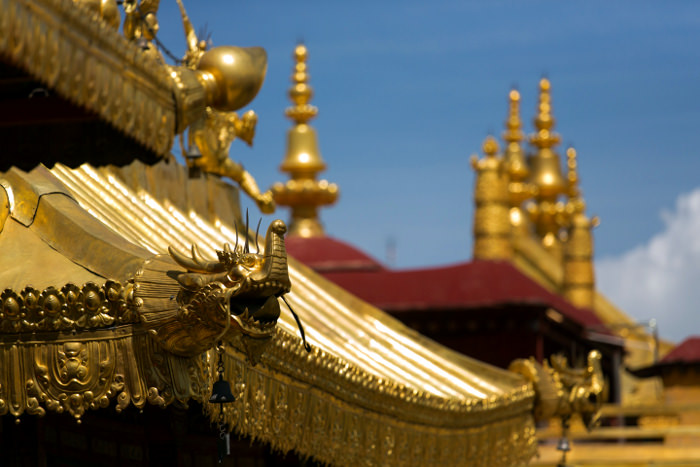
[272,47,700,464]
[1,1,697,466]
[0,1,576,466]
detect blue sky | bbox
[155,1,700,340]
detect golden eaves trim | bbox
[255,329,535,430]
[217,341,537,467]
[0,0,176,156]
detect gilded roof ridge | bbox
[1,165,75,227]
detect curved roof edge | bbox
[31,160,537,466]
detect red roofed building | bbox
[634,337,700,381]
[272,77,626,403]
[286,237,623,399]
[631,337,700,445]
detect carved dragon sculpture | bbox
[135,219,292,363]
[509,350,604,430]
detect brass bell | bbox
[209,375,235,404]
[556,436,570,452]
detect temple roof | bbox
[325,260,601,325]
[287,234,602,328]
[659,337,700,364]
[631,336,700,378]
[286,235,385,272]
[0,160,536,466]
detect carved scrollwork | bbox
[0,333,212,421]
[0,281,139,333]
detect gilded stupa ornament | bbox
[271,44,339,238]
[561,147,599,309]
[503,88,536,232]
[527,78,568,257]
[471,135,512,260]
[174,0,274,213]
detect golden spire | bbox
[566,146,580,199]
[502,88,535,232]
[526,78,568,257]
[471,135,512,260]
[503,88,526,172]
[528,78,566,202]
[271,44,339,238]
[561,146,599,308]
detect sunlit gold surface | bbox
[0,163,293,422]
[471,135,512,259]
[526,78,568,256]
[137,219,290,358]
[196,46,268,112]
[271,44,339,238]
[0,0,270,161]
[8,160,537,465]
[561,147,598,309]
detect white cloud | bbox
[597,188,700,343]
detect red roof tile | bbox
[287,237,603,328]
[286,236,385,272]
[660,336,700,364]
[324,260,601,326]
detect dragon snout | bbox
[270,219,287,236]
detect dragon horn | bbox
[191,243,209,265]
[168,245,226,274]
[234,219,239,251]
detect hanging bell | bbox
[556,436,570,452]
[209,375,235,404]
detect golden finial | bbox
[482,135,500,157]
[285,44,318,125]
[503,89,524,146]
[566,146,579,198]
[560,146,599,308]
[502,88,535,233]
[503,87,528,181]
[527,78,566,202]
[471,135,512,260]
[529,78,561,149]
[271,44,339,238]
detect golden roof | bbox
[0,160,536,465]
